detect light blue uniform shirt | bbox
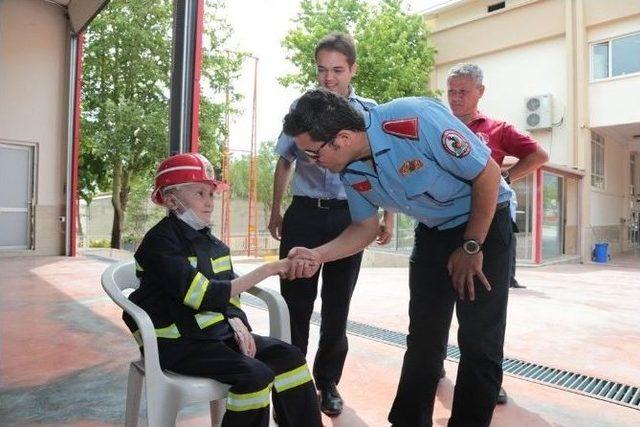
[340,97,512,230]
[276,88,377,199]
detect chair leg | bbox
[125,363,143,427]
[145,384,179,427]
[209,398,226,427]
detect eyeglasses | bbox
[303,138,333,160]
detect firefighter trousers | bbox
[163,334,322,427]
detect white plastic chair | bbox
[101,259,291,427]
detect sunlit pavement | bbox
[1,249,639,426]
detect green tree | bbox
[229,140,285,228]
[81,0,242,248]
[256,141,284,220]
[229,155,249,199]
[281,0,437,102]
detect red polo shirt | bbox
[467,113,540,167]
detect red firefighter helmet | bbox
[151,153,228,205]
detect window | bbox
[591,32,640,80]
[591,132,605,189]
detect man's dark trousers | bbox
[389,206,513,427]
[279,196,362,389]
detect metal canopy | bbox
[44,0,110,34]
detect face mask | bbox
[167,192,211,230]
[177,208,210,230]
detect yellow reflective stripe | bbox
[184,272,209,310]
[226,383,272,412]
[188,256,197,267]
[273,363,313,393]
[155,323,180,339]
[135,261,144,272]
[133,324,181,346]
[211,255,231,274]
[132,330,143,346]
[229,296,241,309]
[195,311,225,329]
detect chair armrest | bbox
[246,285,291,344]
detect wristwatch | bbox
[501,170,511,184]
[462,239,483,255]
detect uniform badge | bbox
[398,158,424,176]
[382,118,419,140]
[352,180,372,192]
[441,129,471,158]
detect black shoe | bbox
[496,387,508,404]
[509,280,526,289]
[319,384,343,416]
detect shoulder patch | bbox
[441,129,471,158]
[398,158,424,176]
[382,118,419,140]
[351,180,372,193]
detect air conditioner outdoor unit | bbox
[524,94,552,130]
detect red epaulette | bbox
[382,118,419,140]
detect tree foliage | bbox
[229,140,284,226]
[80,0,242,248]
[280,0,437,102]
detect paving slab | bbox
[1,253,639,426]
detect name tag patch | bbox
[398,158,424,176]
[441,129,471,158]
[351,180,372,192]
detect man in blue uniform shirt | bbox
[282,89,513,427]
[269,32,393,416]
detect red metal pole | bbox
[189,0,204,153]
[70,32,84,256]
[534,168,543,263]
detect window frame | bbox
[590,30,640,82]
[590,131,605,190]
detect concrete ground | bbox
[1,250,639,426]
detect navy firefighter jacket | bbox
[122,213,249,346]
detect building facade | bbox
[422,0,640,264]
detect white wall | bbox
[0,0,69,255]
[434,36,569,165]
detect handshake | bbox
[270,247,322,281]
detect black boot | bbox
[319,383,343,416]
[509,279,526,289]
[496,387,508,404]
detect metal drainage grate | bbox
[243,294,640,411]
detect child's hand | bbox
[271,258,291,278]
[228,317,256,358]
[274,258,319,280]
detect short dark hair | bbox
[283,89,366,142]
[314,32,356,66]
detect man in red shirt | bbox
[446,62,549,404]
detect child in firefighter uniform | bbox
[122,153,322,427]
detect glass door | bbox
[542,172,564,259]
[512,174,533,261]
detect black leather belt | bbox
[292,196,349,210]
[418,200,511,231]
